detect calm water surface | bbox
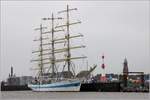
[0,91,149,100]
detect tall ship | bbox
[28,5,87,92]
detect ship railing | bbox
[30,77,80,84]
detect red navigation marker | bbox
[101,63,105,69]
[102,55,104,59]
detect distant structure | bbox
[9,66,15,78]
[123,58,129,75]
[11,66,13,77]
[123,58,129,87]
[7,66,33,86]
[8,66,19,85]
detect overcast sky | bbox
[0,1,150,81]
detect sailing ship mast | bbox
[33,24,47,78]
[28,5,95,92]
[31,5,86,79]
[42,13,63,77]
[56,5,86,75]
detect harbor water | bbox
[0,91,149,100]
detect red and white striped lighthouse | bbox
[100,54,107,82]
[101,54,105,69]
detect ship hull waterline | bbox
[28,80,81,92]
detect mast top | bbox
[58,5,77,14]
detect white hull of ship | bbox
[28,80,81,92]
[30,86,80,92]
